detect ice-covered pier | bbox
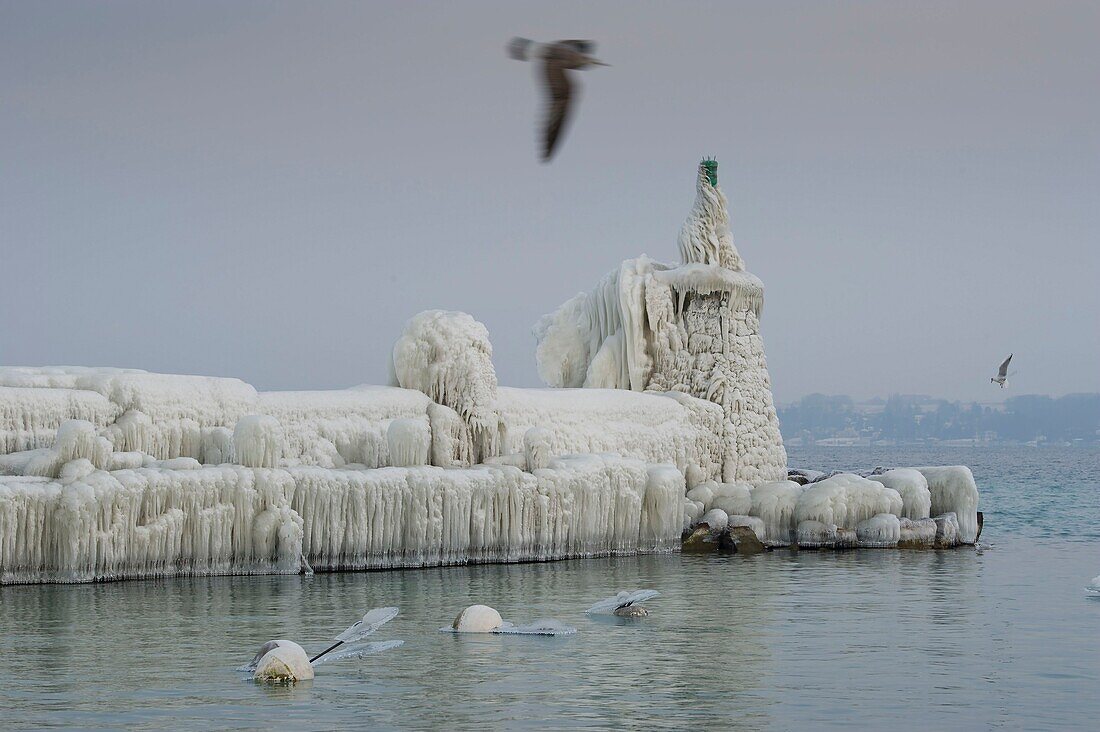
[0,160,979,583]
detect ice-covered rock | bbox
[787,468,825,485]
[725,514,766,542]
[867,468,931,520]
[748,480,803,545]
[898,518,937,549]
[933,512,961,548]
[686,482,716,508]
[451,604,504,633]
[796,520,838,548]
[699,508,729,532]
[683,498,705,531]
[722,523,766,555]
[709,482,752,516]
[856,513,901,548]
[793,473,903,529]
[917,466,980,544]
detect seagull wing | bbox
[998,354,1013,378]
[541,55,574,161]
[555,40,596,54]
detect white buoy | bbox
[451,604,504,632]
[250,640,314,682]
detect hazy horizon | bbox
[3,1,1098,403]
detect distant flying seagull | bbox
[991,353,1013,388]
[508,38,607,161]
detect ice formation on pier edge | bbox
[0,160,980,584]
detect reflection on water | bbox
[3,543,1099,730]
[3,446,1099,729]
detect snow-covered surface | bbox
[0,368,434,469]
[259,387,431,468]
[495,387,723,482]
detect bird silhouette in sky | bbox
[508,38,608,161]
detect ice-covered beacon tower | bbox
[534,159,787,483]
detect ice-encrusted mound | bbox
[678,160,744,271]
[916,466,980,544]
[393,310,500,461]
[0,386,121,454]
[797,520,838,547]
[856,513,901,547]
[523,427,552,471]
[234,416,283,468]
[867,468,931,520]
[709,482,752,516]
[898,517,937,548]
[748,480,804,545]
[532,292,591,389]
[793,473,903,529]
[386,418,430,467]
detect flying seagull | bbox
[508,38,607,161]
[991,354,1013,389]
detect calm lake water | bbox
[2,446,1098,730]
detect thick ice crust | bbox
[0,453,682,584]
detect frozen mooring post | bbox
[0,160,979,584]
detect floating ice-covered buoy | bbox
[450,604,504,632]
[443,604,575,635]
[242,607,402,681]
[248,640,314,682]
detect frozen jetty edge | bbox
[0,161,978,583]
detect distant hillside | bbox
[777,393,1100,446]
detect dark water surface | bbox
[2,446,1098,730]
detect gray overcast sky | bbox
[2,1,1097,403]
